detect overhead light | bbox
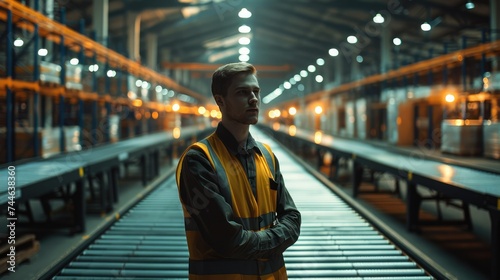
[393,37,402,46]
[293,74,301,82]
[238,25,251,33]
[283,82,291,89]
[38,48,48,56]
[356,55,363,63]
[239,47,250,55]
[307,65,316,72]
[421,22,431,31]
[289,78,296,85]
[316,58,325,66]
[239,54,249,62]
[300,70,308,77]
[238,37,250,45]
[107,70,116,77]
[238,8,252,18]
[315,106,323,115]
[445,93,455,103]
[465,1,475,9]
[155,85,163,93]
[373,13,384,24]
[315,75,323,83]
[329,48,339,56]
[347,35,357,44]
[89,64,99,72]
[14,37,24,47]
[69,58,79,65]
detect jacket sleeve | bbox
[254,154,301,254]
[178,149,301,259]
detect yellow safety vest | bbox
[176,133,288,279]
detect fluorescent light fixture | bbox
[238,37,250,45]
[300,70,308,77]
[421,22,431,31]
[14,38,24,47]
[347,35,357,44]
[107,70,116,77]
[373,13,384,24]
[239,54,249,62]
[393,37,402,46]
[70,58,79,65]
[238,25,251,33]
[316,58,325,66]
[315,75,323,83]
[465,1,475,9]
[307,65,316,72]
[38,48,48,56]
[239,47,250,55]
[283,82,291,89]
[238,8,252,18]
[329,48,339,56]
[89,64,99,72]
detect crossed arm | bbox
[178,149,301,259]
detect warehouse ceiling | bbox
[60,0,491,105]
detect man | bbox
[176,62,301,279]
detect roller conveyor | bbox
[51,128,434,279]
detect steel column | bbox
[414,104,419,146]
[6,10,14,163]
[443,43,448,84]
[59,7,66,152]
[462,36,468,91]
[105,102,111,143]
[33,24,40,157]
[92,32,98,146]
[427,105,433,148]
[427,48,433,85]
[481,29,487,78]
[78,18,85,145]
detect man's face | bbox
[216,73,260,125]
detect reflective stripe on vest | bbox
[176,133,284,278]
[189,254,284,275]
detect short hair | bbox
[211,62,256,97]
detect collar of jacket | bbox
[216,123,262,156]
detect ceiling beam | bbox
[162,62,294,72]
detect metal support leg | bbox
[463,202,473,230]
[406,181,420,232]
[141,154,148,186]
[394,176,401,198]
[24,201,35,223]
[330,156,339,181]
[111,167,119,203]
[352,161,363,197]
[74,179,85,233]
[154,150,160,177]
[97,173,107,214]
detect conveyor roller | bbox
[52,128,434,279]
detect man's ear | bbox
[214,95,224,107]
